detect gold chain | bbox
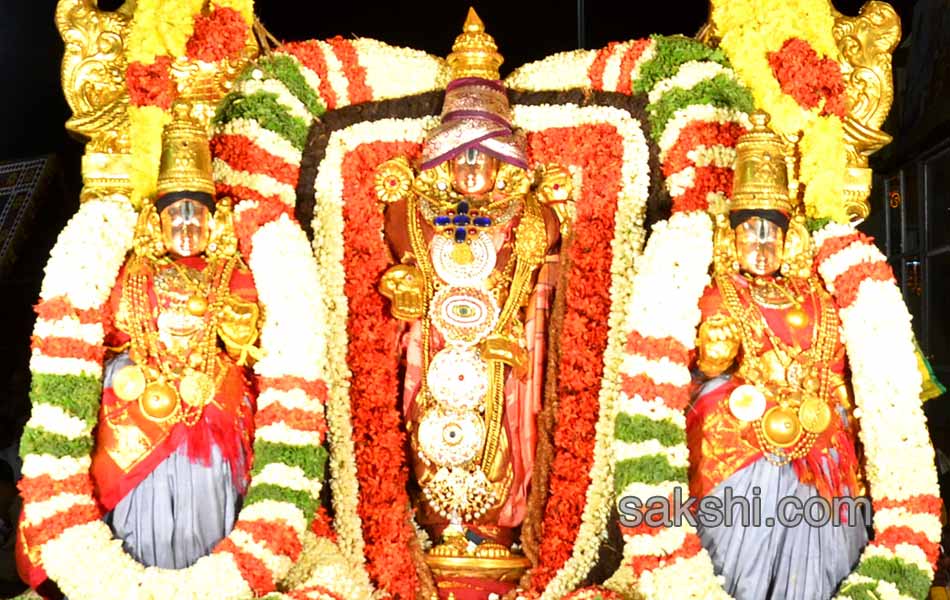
[716,274,840,463]
[406,189,546,475]
[123,253,237,426]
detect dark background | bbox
[0,0,947,593]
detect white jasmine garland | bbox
[620,523,688,555]
[25,403,91,440]
[686,144,737,169]
[217,118,303,166]
[616,394,687,427]
[20,455,89,481]
[657,106,751,160]
[257,387,321,412]
[249,214,328,381]
[32,318,104,345]
[240,77,313,121]
[601,42,632,91]
[648,60,735,104]
[505,50,597,91]
[22,494,96,526]
[27,355,101,377]
[634,552,732,600]
[352,38,449,99]
[622,211,713,347]
[38,198,136,310]
[666,166,696,197]
[316,40,350,107]
[619,354,691,387]
[212,159,297,207]
[239,501,307,534]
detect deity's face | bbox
[734,216,784,276]
[450,147,498,197]
[160,197,211,258]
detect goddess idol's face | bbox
[450,147,498,197]
[160,198,211,258]
[734,216,784,277]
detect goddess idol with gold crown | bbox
[374,11,570,598]
[18,103,262,585]
[690,113,867,599]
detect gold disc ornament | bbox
[113,364,146,402]
[179,371,215,407]
[785,306,809,330]
[798,395,833,434]
[140,381,179,421]
[728,384,767,422]
[187,294,208,316]
[760,406,802,448]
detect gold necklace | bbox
[716,274,840,465]
[115,252,237,426]
[407,189,546,476]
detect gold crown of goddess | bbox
[156,102,216,198]
[731,111,794,215]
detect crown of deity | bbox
[420,8,528,171]
[447,7,504,80]
[731,111,794,215]
[156,102,216,203]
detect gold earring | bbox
[207,198,238,259]
[132,203,165,260]
[782,216,813,279]
[713,214,739,276]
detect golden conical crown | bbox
[156,102,215,198]
[731,111,793,214]
[446,8,504,80]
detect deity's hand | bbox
[697,313,741,377]
[218,293,263,366]
[379,263,426,320]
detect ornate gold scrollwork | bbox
[696,1,901,222]
[57,0,135,203]
[832,1,901,220]
[56,0,133,153]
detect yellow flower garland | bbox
[712,0,849,222]
[125,0,254,207]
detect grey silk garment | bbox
[100,354,244,569]
[696,458,869,600]
[104,444,242,568]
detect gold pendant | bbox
[139,381,179,421]
[113,364,146,402]
[798,395,833,434]
[180,371,215,407]
[728,384,766,422]
[451,242,475,265]
[760,406,802,448]
[785,306,809,329]
[187,294,208,316]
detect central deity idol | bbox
[374,9,571,598]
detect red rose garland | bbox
[768,38,847,118]
[126,56,176,109]
[341,140,422,599]
[186,6,248,62]
[525,124,624,591]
